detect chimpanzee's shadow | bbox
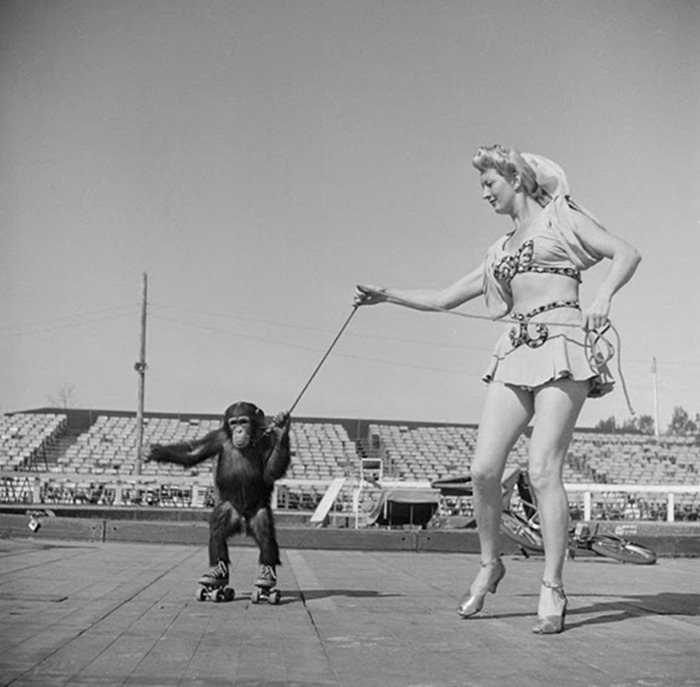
[282,589,402,605]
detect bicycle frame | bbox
[432,467,656,564]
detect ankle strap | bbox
[542,579,565,592]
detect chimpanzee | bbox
[145,401,291,593]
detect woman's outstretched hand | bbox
[354,284,388,307]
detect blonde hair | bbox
[472,145,550,207]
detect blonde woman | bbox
[355,145,640,634]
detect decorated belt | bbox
[509,300,580,349]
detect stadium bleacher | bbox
[0,413,67,470]
[1,411,699,519]
[61,415,219,477]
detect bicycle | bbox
[431,467,657,565]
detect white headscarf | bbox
[521,153,570,198]
[521,151,604,227]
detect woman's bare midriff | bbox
[510,272,579,314]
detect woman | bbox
[354,145,641,634]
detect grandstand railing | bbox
[2,471,699,523]
[565,483,700,522]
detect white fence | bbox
[2,471,699,523]
[566,483,700,522]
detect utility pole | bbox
[134,273,148,475]
[652,357,659,439]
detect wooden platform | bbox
[0,538,698,687]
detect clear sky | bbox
[1,0,698,429]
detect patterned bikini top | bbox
[493,237,581,284]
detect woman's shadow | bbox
[566,591,700,629]
[492,590,700,630]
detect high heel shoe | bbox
[532,580,568,634]
[457,559,506,618]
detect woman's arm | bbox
[355,263,485,312]
[572,213,641,330]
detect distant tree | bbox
[595,414,655,435]
[594,416,617,433]
[635,415,656,435]
[48,384,78,409]
[667,406,698,437]
[619,419,633,432]
[620,414,655,435]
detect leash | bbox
[278,297,634,420]
[287,305,359,415]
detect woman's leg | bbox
[528,379,589,617]
[471,381,533,567]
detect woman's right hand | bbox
[354,284,388,306]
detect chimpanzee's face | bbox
[223,401,264,449]
[228,415,253,449]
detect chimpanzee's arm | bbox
[145,429,225,468]
[263,412,291,484]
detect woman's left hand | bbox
[582,296,611,331]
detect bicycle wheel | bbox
[500,511,544,554]
[590,535,657,565]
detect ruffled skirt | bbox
[482,304,614,398]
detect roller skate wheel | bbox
[223,587,235,602]
[251,588,261,604]
[195,587,208,602]
[269,590,281,605]
[213,588,228,602]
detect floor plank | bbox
[0,539,698,687]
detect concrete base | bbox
[2,509,699,556]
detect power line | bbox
[150,302,492,353]
[0,307,140,339]
[0,304,138,330]
[149,313,481,375]
[149,302,700,366]
[150,312,700,385]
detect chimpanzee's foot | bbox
[255,564,277,589]
[198,560,229,587]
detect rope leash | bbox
[284,298,634,418]
[287,305,359,415]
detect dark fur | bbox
[146,401,291,566]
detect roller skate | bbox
[195,560,235,602]
[251,564,281,605]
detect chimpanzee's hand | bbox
[272,411,291,430]
[144,444,165,463]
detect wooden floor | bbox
[0,538,698,687]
